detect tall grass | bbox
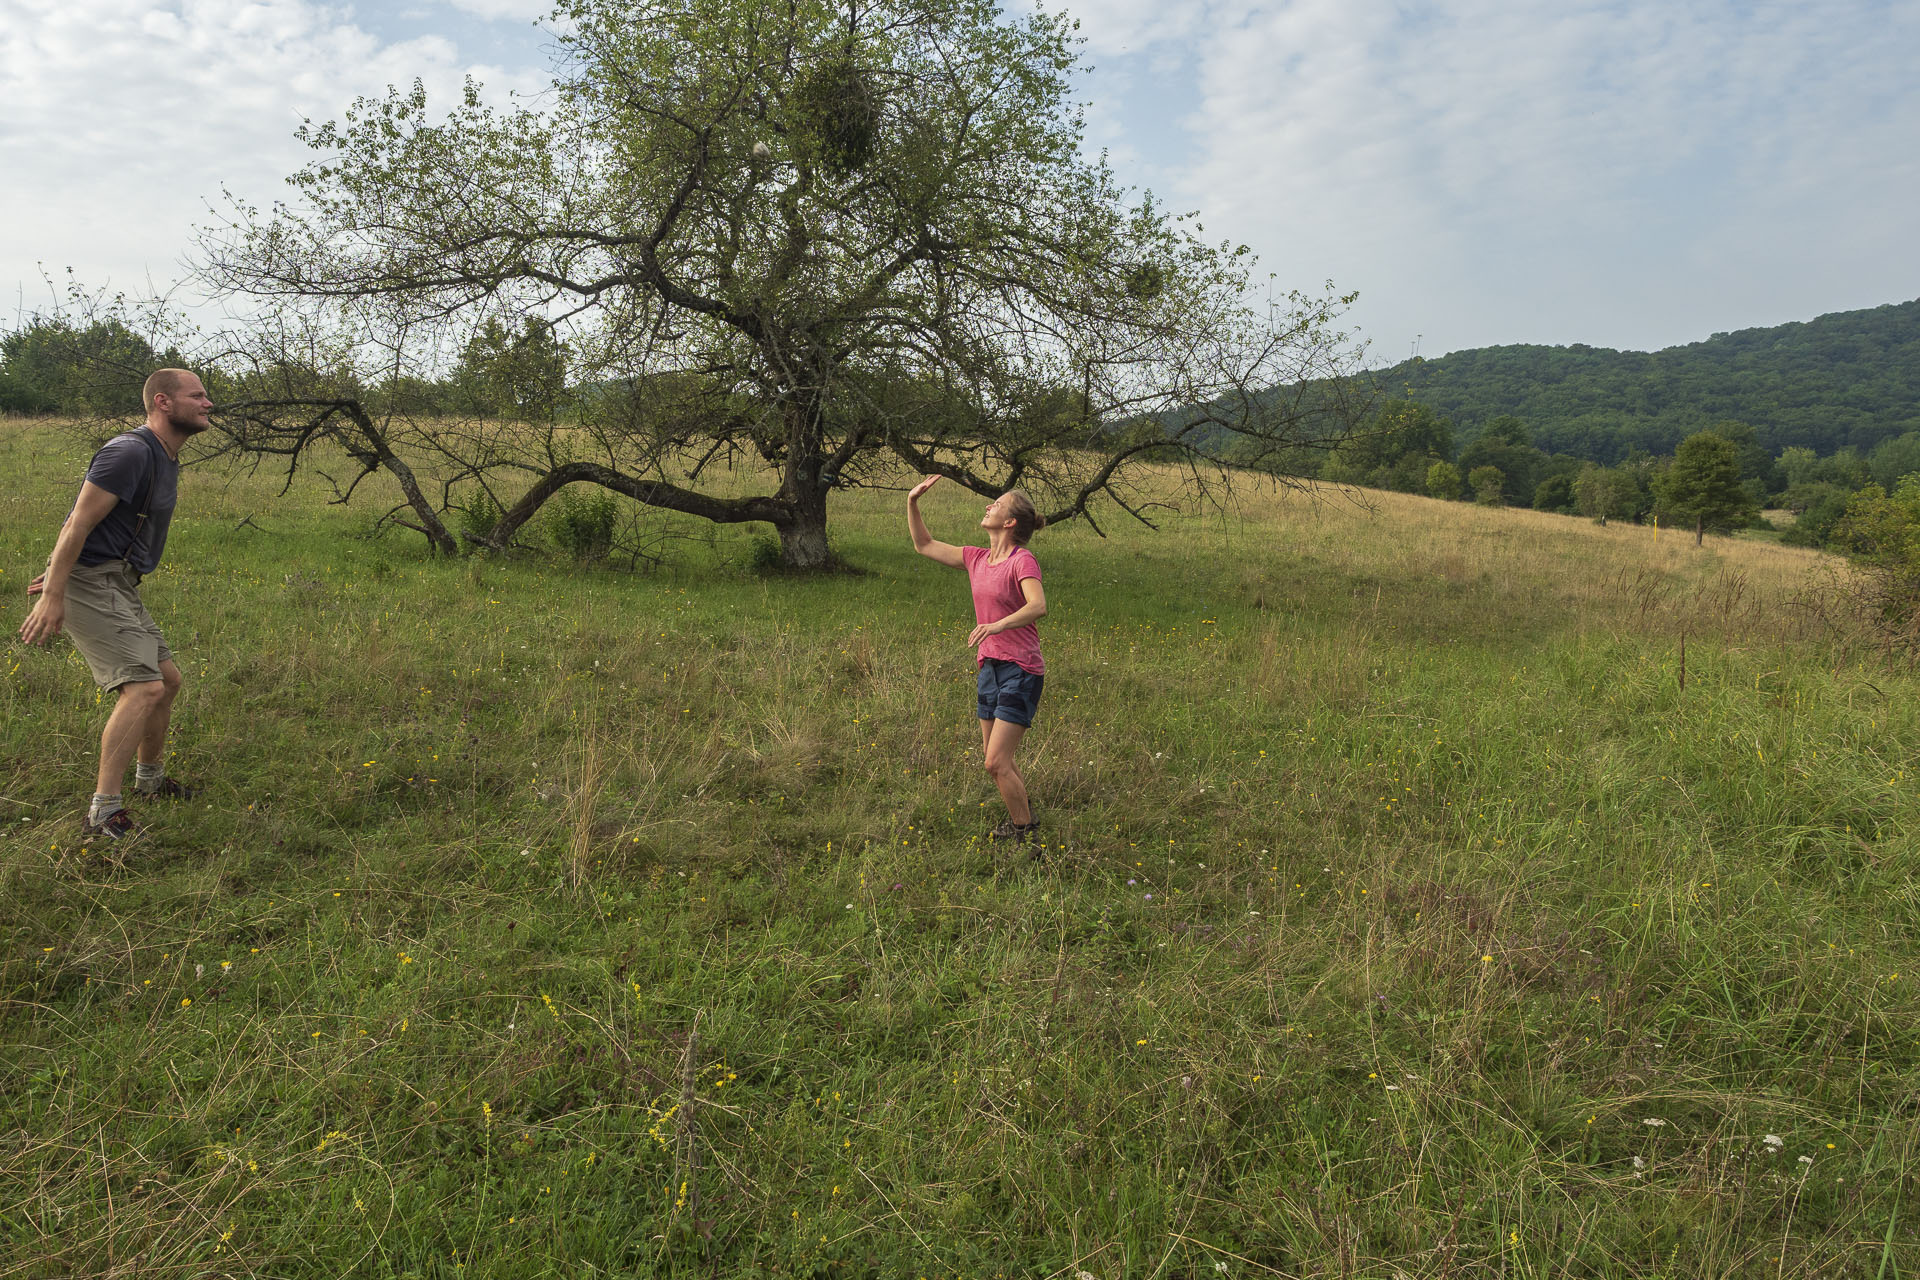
[1,421,1914,1277]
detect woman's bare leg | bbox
[982,718,1031,825]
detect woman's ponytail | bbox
[1005,491,1044,545]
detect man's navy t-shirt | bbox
[76,428,178,575]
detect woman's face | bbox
[980,493,1017,531]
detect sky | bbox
[2,0,1916,363]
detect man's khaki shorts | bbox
[62,562,174,691]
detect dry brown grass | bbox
[1126,477,1842,649]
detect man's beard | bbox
[169,413,210,435]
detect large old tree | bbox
[200,0,1359,567]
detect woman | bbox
[907,475,1048,850]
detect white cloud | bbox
[1057,0,1215,57]
[5,0,1916,356]
[0,0,548,311]
[442,0,550,20]
[1059,0,1920,354]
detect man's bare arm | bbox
[20,482,121,645]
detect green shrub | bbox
[746,532,785,574]
[549,488,619,562]
[456,489,504,548]
[1468,464,1505,506]
[1831,476,1920,648]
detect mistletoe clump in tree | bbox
[200,0,1359,567]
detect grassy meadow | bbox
[1,419,1916,1278]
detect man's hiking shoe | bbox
[135,777,198,802]
[987,819,1041,853]
[82,808,140,842]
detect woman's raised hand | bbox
[908,474,942,501]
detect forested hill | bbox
[1372,298,1920,463]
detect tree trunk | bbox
[1695,516,1705,546]
[773,390,834,570]
[378,452,460,557]
[774,490,832,570]
[340,403,460,556]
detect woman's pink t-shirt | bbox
[963,545,1044,675]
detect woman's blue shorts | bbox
[976,658,1044,726]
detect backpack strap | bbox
[125,427,167,561]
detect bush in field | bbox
[1426,459,1463,501]
[457,489,506,548]
[1468,464,1505,506]
[1778,482,1853,548]
[1831,476,1920,650]
[549,488,620,562]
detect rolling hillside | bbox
[1370,297,1920,461]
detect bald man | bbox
[20,369,211,840]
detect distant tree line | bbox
[1251,391,1920,550]
[10,300,1915,556]
[14,303,1920,649]
[0,316,188,417]
[0,313,569,423]
[1366,298,1920,461]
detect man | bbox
[19,369,211,840]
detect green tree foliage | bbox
[453,317,570,421]
[1831,476,1920,649]
[1456,416,1544,505]
[1572,461,1652,524]
[197,0,1357,567]
[1778,445,1819,488]
[1703,418,1782,498]
[0,367,54,414]
[1778,484,1852,548]
[0,316,167,416]
[1479,415,1532,448]
[1468,465,1505,506]
[1654,430,1758,544]
[1868,431,1920,490]
[1425,459,1463,501]
[1324,399,1452,493]
[1819,447,1873,491]
[1532,473,1575,513]
[1366,299,1920,462]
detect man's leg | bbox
[96,679,167,800]
[137,659,183,767]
